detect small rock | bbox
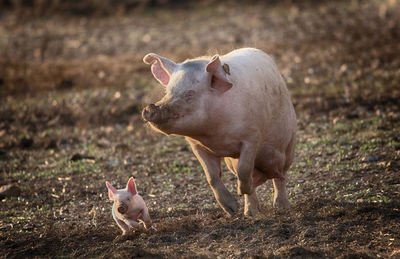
[365,155,379,162]
[0,184,21,199]
[97,138,111,148]
[295,188,303,194]
[106,160,120,167]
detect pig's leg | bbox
[225,158,265,216]
[244,168,270,215]
[125,218,143,229]
[140,207,152,229]
[272,177,290,209]
[255,144,290,209]
[237,141,259,195]
[244,192,260,216]
[188,139,238,216]
[272,134,296,209]
[113,210,130,235]
[116,219,131,235]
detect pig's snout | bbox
[142,104,160,122]
[117,204,128,214]
[142,104,169,124]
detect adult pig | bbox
[142,48,296,216]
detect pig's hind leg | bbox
[255,144,290,209]
[138,207,152,229]
[272,134,296,209]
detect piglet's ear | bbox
[206,55,233,94]
[126,177,137,195]
[106,181,117,200]
[143,53,177,86]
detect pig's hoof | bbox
[273,197,290,210]
[220,199,239,216]
[244,205,259,217]
[244,196,260,217]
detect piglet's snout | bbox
[117,203,128,214]
[142,104,161,122]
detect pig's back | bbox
[223,48,284,97]
[221,48,296,148]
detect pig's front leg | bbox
[188,139,238,216]
[116,219,131,235]
[244,192,260,216]
[113,210,131,235]
[237,140,259,195]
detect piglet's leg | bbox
[188,139,238,216]
[125,218,142,229]
[116,219,130,235]
[140,207,152,229]
[113,212,131,235]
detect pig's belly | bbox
[201,141,241,158]
[225,144,285,180]
[210,148,240,158]
[206,147,240,158]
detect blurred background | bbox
[1,0,399,258]
[1,0,399,99]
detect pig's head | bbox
[142,53,233,136]
[106,177,138,215]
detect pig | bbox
[106,177,152,235]
[142,48,296,216]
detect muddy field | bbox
[1,0,400,258]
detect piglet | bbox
[106,177,154,235]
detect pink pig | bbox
[106,177,152,235]
[142,48,296,217]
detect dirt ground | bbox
[1,0,400,258]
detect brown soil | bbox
[1,1,399,258]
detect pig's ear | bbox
[206,55,233,94]
[126,177,137,195]
[143,53,177,86]
[106,181,117,200]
